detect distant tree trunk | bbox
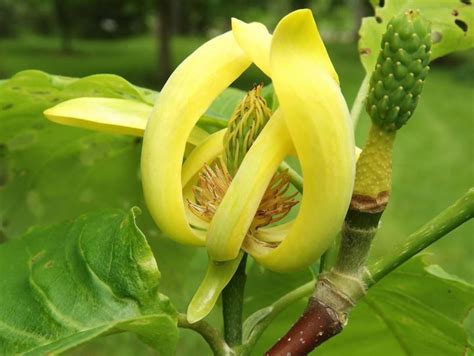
[352,0,372,42]
[53,0,73,54]
[157,0,172,85]
[171,0,182,34]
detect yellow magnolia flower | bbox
[142,9,354,271]
[44,10,355,321]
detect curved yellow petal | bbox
[254,222,292,243]
[231,18,272,77]
[206,111,292,260]
[44,97,152,136]
[43,97,209,146]
[250,9,354,271]
[270,9,340,85]
[142,32,251,246]
[187,254,243,323]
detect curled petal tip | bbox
[276,9,315,31]
[186,309,204,324]
[284,8,313,19]
[231,17,272,76]
[43,97,151,136]
[231,17,243,28]
[272,8,339,85]
[187,256,243,322]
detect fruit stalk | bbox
[222,254,248,346]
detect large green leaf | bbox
[0,208,178,355]
[253,257,474,355]
[359,0,474,72]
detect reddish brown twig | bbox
[265,298,343,355]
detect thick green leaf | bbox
[359,1,474,72]
[0,208,178,355]
[253,257,474,355]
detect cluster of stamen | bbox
[187,159,298,241]
[188,158,232,223]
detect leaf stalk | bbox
[178,314,234,356]
[366,188,474,285]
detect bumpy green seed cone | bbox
[366,10,432,131]
[223,84,272,176]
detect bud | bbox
[366,10,431,131]
[223,84,272,176]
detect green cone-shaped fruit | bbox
[366,10,432,131]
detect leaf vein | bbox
[0,319,50,344]
[362,298,412,355]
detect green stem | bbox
[242,281,314,351]
[278,161,303,194]
[350,73,370,129]
[366,188,474,286]
[222,254,248,347]
[177,313,233,356]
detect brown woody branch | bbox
[265,297,343,355]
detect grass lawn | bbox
[1,34,473,282]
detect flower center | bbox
[187,158,298,246]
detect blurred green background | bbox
[0,0,473,354]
